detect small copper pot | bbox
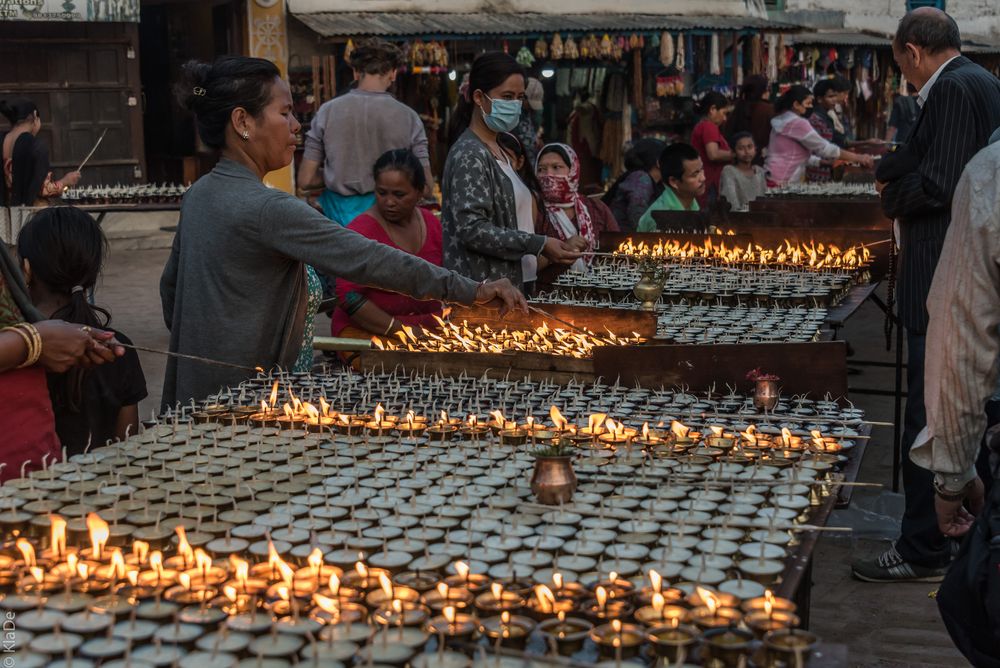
[753,379,780,411]
[530,456,577,505]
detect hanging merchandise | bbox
[502,40,510,54]
[656,75,685,97]
[516,46,535,67]
[564,36,579,60]
[600,34,614,60]
[751,34,763,75]
[551,33,564,60]
[871,51,880,81]
[899,73,908,94]
[579,34,593,59]
[628,33,641,51]
[534,37,549,60]
[675,33,685,71]
[344,38,355,64]
[710,33,721,76]
[660,32,673,67]
[410,40,426,66]
[736,47,744,87]
[650,32,660,48]
[612,36,625,62]
[766,34,777,80]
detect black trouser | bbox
[896,331,952,567]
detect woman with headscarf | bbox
[535,143,619,272]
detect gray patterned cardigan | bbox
[441,129,547,288]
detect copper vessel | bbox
[753,379,780,411]
[530,456,577,505]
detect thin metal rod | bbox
[526,305,605,339]
[117,343,261,373]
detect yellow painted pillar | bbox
[247,0,294,193]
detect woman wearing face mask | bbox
[535,143,619,272]
[442,52,581,289]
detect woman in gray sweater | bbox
[442,53,581,289]
[160,56,524,410]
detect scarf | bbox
[0,243,42,326]
[535,143,596,260]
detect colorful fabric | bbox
[331,209,445,337]
[607,171,656,232]
[536,143,596,256]
[0,268,59,481]
[806,111,835,182]
[318,190,376,227]
[293,265,324,373]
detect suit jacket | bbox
[879,56,1000,333]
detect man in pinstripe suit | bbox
[852,8,1000,583]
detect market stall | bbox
[289,12,797,188]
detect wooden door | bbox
[0,22,144,186]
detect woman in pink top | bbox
[332,149,444,338]
[765,86,873,186]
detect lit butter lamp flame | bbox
[86,513,110,561]
[535,584,556,614]
[49,514,67,559]
[550,406,568,431]
[696,586,721,615]
[614,236,870,269]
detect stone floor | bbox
[97,246,968,667]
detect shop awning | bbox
[292,12,796,40]
[785,31,890,47]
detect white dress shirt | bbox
[916,55,960,108]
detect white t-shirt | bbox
[497,157,538,282]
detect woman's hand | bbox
[564,235,590,252]
[841,151,875,169]
[542,237,584,265]
[35,320,123,373]
[474,279,528,316]
[61,171,82,188]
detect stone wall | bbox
[783,0,1000,42]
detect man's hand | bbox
[875,180,888,194]
[936,476,985,537]
[474,279,528,316]
[565,235,590,252]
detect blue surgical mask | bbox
[480,94,522,133]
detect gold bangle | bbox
[16,324,42,368]
[3,325,38,368]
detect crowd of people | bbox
[2,6,1000,659]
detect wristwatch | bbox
[932,476,974,502]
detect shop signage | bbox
[0,0,140,22]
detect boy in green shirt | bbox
[637,142,706,232]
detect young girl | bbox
[17,207,147,455]
[719,132,767,212]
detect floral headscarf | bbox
[535,143,595,254]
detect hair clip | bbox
[193,87,206,97]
